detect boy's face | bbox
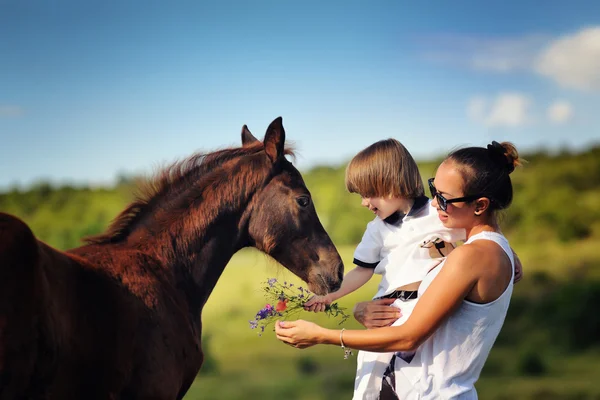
[360,196,406,220]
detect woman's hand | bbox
[303,294,332,313]
[275,320,325,349]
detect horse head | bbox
[83,117,343,297]
[241,118,344,295]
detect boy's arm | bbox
[304,266,374,312]
[329,266,374,301]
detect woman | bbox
[276,141,521,399]
[301,138,465,400]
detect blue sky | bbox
[1,0,599,190]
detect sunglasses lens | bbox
[438,195,447,211]
[429,180,446,211]
[429,179,449,211]
[428,179,436,198]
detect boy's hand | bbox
[513,252,523,283]
[303,294,332,313]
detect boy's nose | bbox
[361,198,370,207]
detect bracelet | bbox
[340,328,352,359]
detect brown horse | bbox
[0,117,343,399]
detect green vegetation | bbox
[1,145,600,399]
[183,249,600,400]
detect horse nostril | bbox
[337,266,344,282]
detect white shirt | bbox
[353,197,466,298]
[403,231,514,399]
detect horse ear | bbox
[263,117,285,162]
[241,125,259,147]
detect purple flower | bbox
[256,310,267,320]
[249,320,258,329]
[256,304,275,320]
[267,278,277,287]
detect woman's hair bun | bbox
[487,141,521,174]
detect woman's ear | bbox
[474,198,491,216]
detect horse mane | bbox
[84,142,295,245]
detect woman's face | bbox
[431,161,478,228]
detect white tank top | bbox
[410,231,514,399]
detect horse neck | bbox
[135,160,266,315]
[158,218,242,316]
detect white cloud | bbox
[420,26,600,92]
[467,96,487,122]
[547,100,573,124]
[535,27,600,91]
[467,93,532,128]
[0,105,24,118]
[419,34,549,73]
[486,94,532,127]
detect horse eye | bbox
[296,195,310,208]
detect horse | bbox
[0,117,344,399]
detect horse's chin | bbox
[305,268,343,295]
[308,280,340,296]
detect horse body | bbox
[0,118,343,399]
[1,214,203,399]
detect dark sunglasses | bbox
[428,178,483,212]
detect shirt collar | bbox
[383,195,430,226]
[407,195,430,216]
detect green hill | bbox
[5,146,598,253]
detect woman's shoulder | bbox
[445,238,504,273]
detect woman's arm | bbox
[304,266,374,312]
[277,245,481,352]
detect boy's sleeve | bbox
[353,219,383,269]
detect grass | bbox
[185,246,375,400]
[183,244,600,399]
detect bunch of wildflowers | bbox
[249,278,350,336]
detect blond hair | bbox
[345,139,424,199]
